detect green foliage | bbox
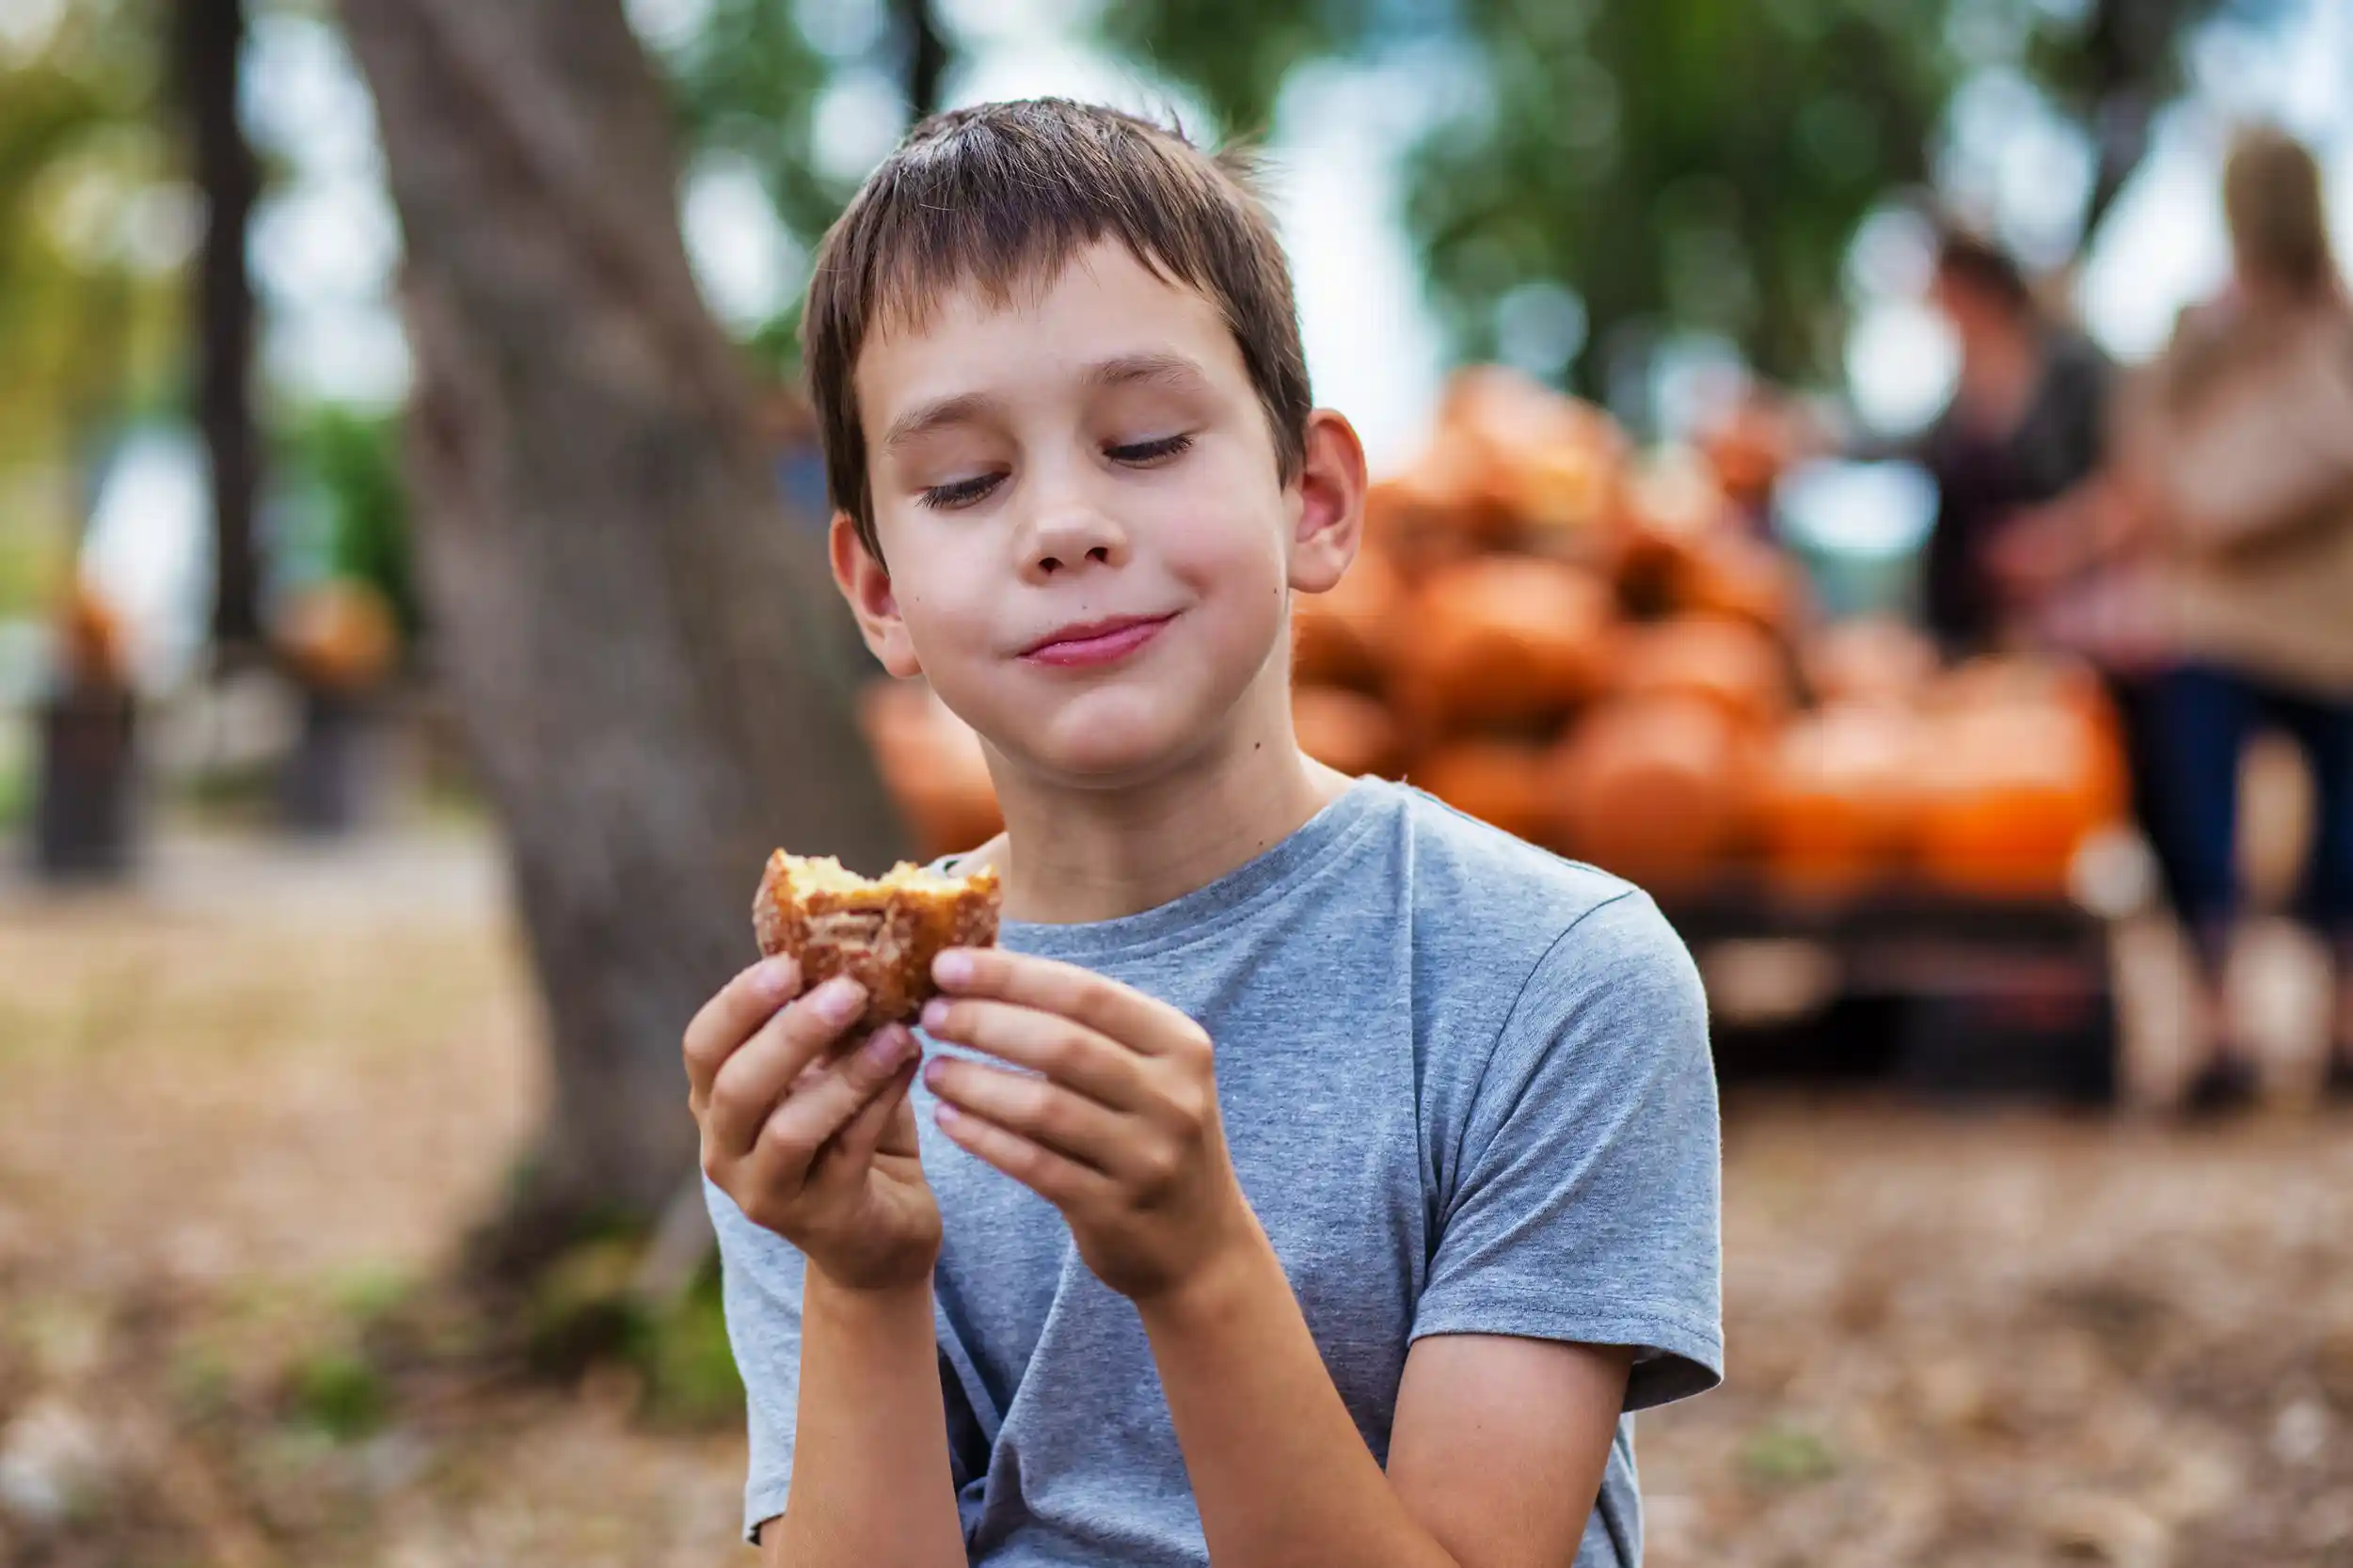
[1095,0,1356,139]
[289,1348,390,1441]
[659,0,856,248]
[1102,0,2271,403]
[1411,0,1951,392]
[280,404,419,639]
[633,1267,743,1427]
[517,1234,743,1426]
[0,0,182,597]
[1738,1420,1838,1487]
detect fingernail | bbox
[922,1058,946,1089]
[812,975,865,1024]
[933,950,974,987]
[864,1025,912,1067]
[920,998,950,1033]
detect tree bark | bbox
[338,0,907,1277]
[173,0,262,657]
[892,0,949,119]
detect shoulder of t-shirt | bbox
[1380,781,1692,1011]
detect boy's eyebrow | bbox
[880,390,1001,456]
[1080,351,1211,392]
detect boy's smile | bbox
[837,239,1345,789]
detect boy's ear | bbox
[1288,408,1369,595]
[829,513,922,678]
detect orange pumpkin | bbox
[276,579,399,693]
[1414,739,1555,845]
[858,680,1004,860]
[1293,549,1406,690]
[1546,697,1755,890]
[1437,365,1627,542]
[1365,441,1505,570]
[1292,686,1407,779]
[1914,699,2124,898]
[1615,615,1791,733]
[1666,529,1803,632]
[1756,704,1922,897]
[56,579,132,690]
[1697,396,1802,514]
[1393,557,1616,731]
[1804,617,1939,708]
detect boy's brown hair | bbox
[803,98,1312,560]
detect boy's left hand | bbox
[918,948,1255,1302]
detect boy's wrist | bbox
[804,1257,937,1313]
[1131,1220,1283,1339]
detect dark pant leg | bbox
[2151,663,2258,972]
[2104,670,2193,920]
[2261,684,2353,946]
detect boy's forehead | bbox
[853,240,1242,416]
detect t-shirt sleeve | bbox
[1411,890,1724,1411]
[706,1180,992,1545]
[707,1177,808,1544]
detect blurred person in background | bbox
[1907,225,2118,659]
[2107,127,2353,1112]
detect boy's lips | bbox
[1019,612,1178,667]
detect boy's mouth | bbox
[1019,612,1178,667]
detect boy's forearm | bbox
[1136,1223,1458,1568]
[775,1272,965,1568]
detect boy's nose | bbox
[1023,504,1129,578]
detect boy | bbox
[684,99,1722,1567]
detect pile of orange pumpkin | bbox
[862,366,2127,904]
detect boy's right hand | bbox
[685,958,940,1291]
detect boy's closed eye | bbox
[915,432,1197,512]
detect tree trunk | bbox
[892,0,949,119]
[174,0,262,657]
[338,0,907,1279]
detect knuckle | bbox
[1029,1084,1075,1139]
[1133,1145,1180,1194]
[1038,1025,1086,1074]
[1166,1085,1209,1138]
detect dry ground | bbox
[3,826,2350,1568]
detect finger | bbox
[748,1022,923,1184]
[934,1101,1116,1211]
[918,997,1150,1110]
[818,1058,920,1180]
[683,956,800,1103]
[931,949,1199,1057]
[706,975,871,1156]
[924,1056,1135,1174]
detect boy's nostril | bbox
[1088,546,1109,563]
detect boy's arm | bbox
[920,892,1720,1568]
[764,1273,966,1568]
[683,960,965,1567]
[1139,1229,1629,1568]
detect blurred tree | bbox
[652,0,950,379]
[0,0,183,604]
[1106,0,2287,402]
[338,0,905,1276]
[172,0,262,655]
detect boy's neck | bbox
[977,685,1352,926]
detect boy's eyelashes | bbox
[913,433,1197,513]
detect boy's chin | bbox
[999,702,1221,790]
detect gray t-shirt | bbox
[709,777,1723,1565]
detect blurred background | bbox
[6,0,2353,1563]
